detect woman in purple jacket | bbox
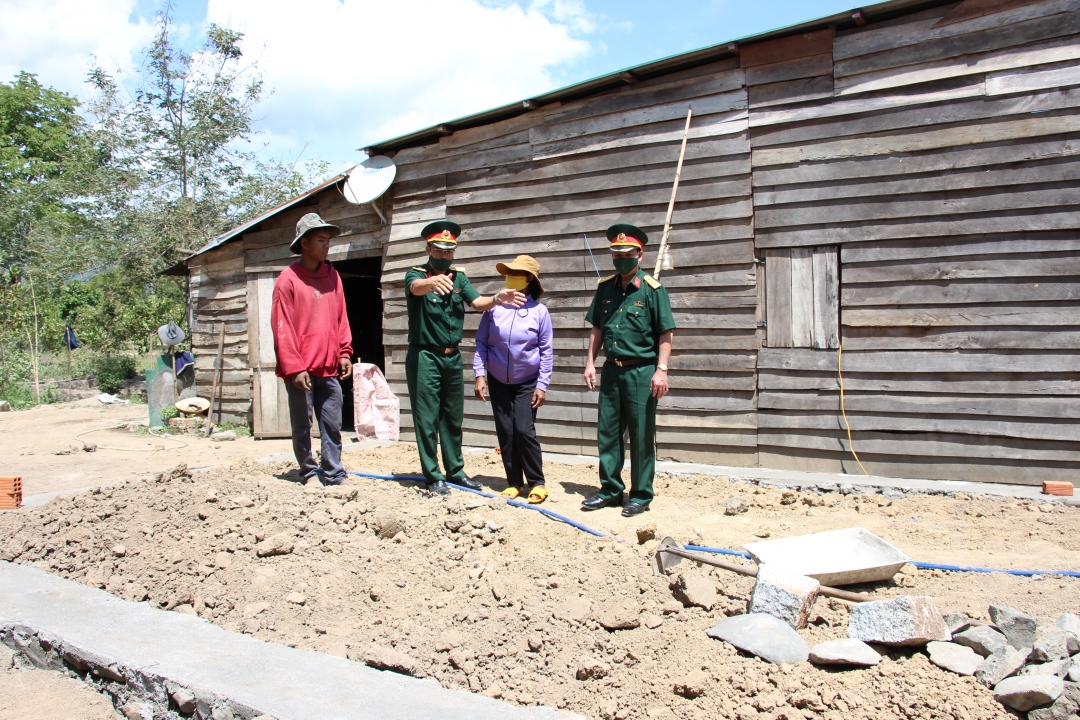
[474,255,554,504]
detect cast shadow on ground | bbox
[555,480,598,499]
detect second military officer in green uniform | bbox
[582,224,676,517]
[405,221,526,495]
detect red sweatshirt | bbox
[271,262,353,379]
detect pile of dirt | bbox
[1,445,1078,719]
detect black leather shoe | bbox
[621,501,650,517]
[581,493,625,511]
[453,475,483,491]
[427,481,451,496]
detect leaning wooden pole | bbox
[652,107,693,279]
[203,323,225,431]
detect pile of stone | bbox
[704,581,1080,717]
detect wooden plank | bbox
[756,429,1080,463]
[844,252,1080,283]
[812,246,839,349]
[446,157,750,207]
[756,208,1080,247]
[758,369,1080,395]
[394,143,534,184]
[842,304,1080,327]
[532,115,748,163]
[833,0,1080,70]
[533,91,746,145]
[759,390,1080,418]
[748,75,834,109]
[749,76,985,129]
[448,135,749,192]
[757,184,1080,229]
[446,178,752,224]
[757,347,1080,372]
[754,135,1080,187]
[789,247,814,348]
[986,59,1080,95]
[842,278,1080,305]
[542,70,745,127]
[934,0,1056,28]
[840,233,1080,263]
[756,156,1080,206]
[754,85,1080,149]
[740,28,835,67]
[839,327,1080,349]
[753,112,1080,166]
[757,409,1080,442]
[765,249,792,348]
[745,54,833,87]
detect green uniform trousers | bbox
[405,346,466,484]
[597,362,657,504]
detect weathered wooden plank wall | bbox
[187,190,386,430]
[382,57,761,466]
[752,0,1080,483]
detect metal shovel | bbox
[650,537,867,603]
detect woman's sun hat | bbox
[495,255,543,293]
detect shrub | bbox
[161,405,179,420]
[93,355,137,394]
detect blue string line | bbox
[583,234,602,278]
[346,472,1080,577]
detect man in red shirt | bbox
[271,213,354,488]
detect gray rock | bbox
[1020,658,1072,678]
[212,430,237,441]
[749,566,820,630]
[926,641,982,676]
[976,645,1031,688]
[1070,662,1080,683]
[671,573,717,611]
[953,625,1009,657]
[1028,681,1080,720]
[706,613,810,665]
[360,644,418,676]
[255,534,294,557]
[943,613,973,635]
[1032,622,1071,663]
[847,596,950,646]
[725,496,749,515]
[881,487,905,500]
[808,639,881,667]
[989,604,1038,650]
[993,675,1064,712]
[1056,614,1080,655]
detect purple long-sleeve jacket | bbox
[473,300,553,391]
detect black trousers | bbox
[488,375,545,487]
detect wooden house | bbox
[174,0,1080,485]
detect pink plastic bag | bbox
[352,363,400,441]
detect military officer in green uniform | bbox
[405,221,526,495]
[582,224,676,517]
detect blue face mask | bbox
[429,257,452,272]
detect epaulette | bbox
[598,274,616,285]
[643,274,662,290]
[410,266,427,272]
[451,266,466,273]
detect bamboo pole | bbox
[203,323,225,431]
[652,107,693,279]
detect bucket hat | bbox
[157,321,186,348]
[496,255,543,293]
[291,213,341,254]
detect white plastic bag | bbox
[353,363,400,441]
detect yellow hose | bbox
[838,345,869,476]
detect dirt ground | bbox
[3,437,1079,720]
[0,645,121,720]
[0,396,297,496]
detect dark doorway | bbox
[334,256,384,431]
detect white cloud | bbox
[205,0,593,168]
[0,0,153,94]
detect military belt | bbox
[608,357,650,368]
[413,343,459,356]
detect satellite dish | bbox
[344,155,396,205]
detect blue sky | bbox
[1,0,856,174]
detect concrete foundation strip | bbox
[0,562,575,720]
